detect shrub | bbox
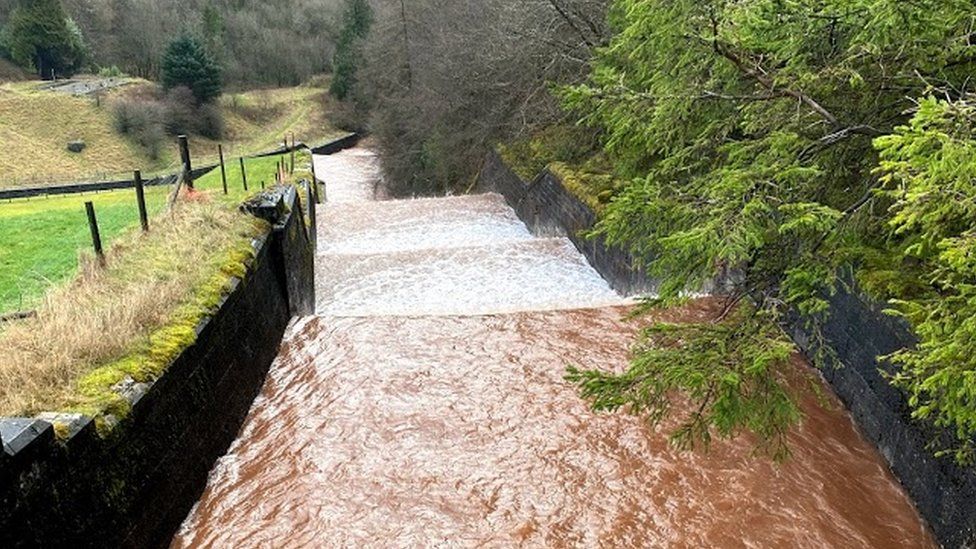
[134,123,166,160]
[161,86,197,136]
[112,99,166,158]
[112,99,162,135]
[194,103,224,140]
[97,65,125,78]
[163,86,224,139]
[327,95,367,133]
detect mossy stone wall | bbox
[0,187,314,547]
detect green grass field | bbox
[0,153,307,313]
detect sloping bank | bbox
[475,150,976,549]
[0,185,313,547]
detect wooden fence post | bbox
[239,157,248,191]
[85,201,105,265]
[178,135,194,189]
[134,170,149,232]
[218,144,228,195]
[289,133,295,174]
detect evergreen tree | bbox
[161,35,221,104]
[329,0,373,100]
[1,0,86,79]
[562,0,976,462]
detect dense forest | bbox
[0,0,342,86]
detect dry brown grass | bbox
[0,80,156,186]
[0,198,265,417]
[0,80,341,188]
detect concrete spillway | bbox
[171,147,934,547]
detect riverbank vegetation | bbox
[335,0,976,464]
[557,0,976,464]
[0,151,312,421]
[0,152,309,314]
[329,0,609,196]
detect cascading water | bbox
[172,147,935,547]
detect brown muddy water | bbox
[172,148,935,547]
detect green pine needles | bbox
[874,98,976,464]
[560,0,976,463]
[330,0,373,100]
[161,35,222,104]
[567,306,801,461]
[1,0,86,79]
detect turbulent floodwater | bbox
[172,147,935,547]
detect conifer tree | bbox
[161,35,222,104]
[2,0,86,79]
[562,0,976,462]
[330,0,373,100]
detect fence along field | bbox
[0,140,309,315]
[0,80,337,190]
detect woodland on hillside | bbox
[0,0,342,86]
[0,0,344,173]
[333,0,609,196]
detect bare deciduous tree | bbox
[16,0,347,87]
[350,0,609,196]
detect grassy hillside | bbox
[0,78,340,188]
[0,153,307,313]
[0,80,151,186]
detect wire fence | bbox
[0,133,337,320]
[0,131,353,196]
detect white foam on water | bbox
[316,239,624,317]
[313,148,381,203]
[311,147,627,316]
[319,194,534,255]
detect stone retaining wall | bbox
[309,133,360,155]
[0,186,314,547]
[476,149,976,549]
[476,152,655,296]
